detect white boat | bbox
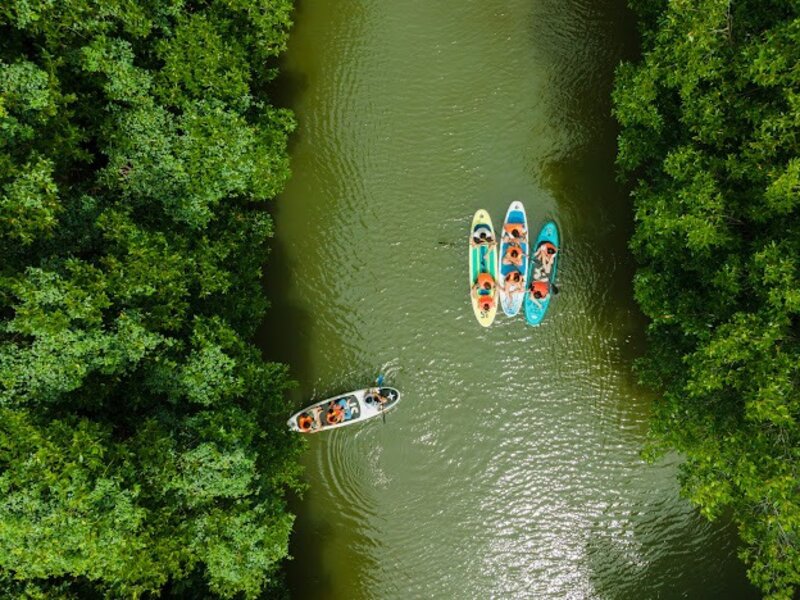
[287,387,401,433]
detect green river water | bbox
[262,0,761,597]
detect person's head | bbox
[512,227,521,237]
[507,271,521,283]
[510,247,520,258]
[476,230,489,241]
[480,299,492,311]
[547,246,556,255]
[533,290,543,299]
[483,281,492,290]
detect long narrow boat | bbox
[525,220,560,326]
[469,209,498,327]
[287,387,401,433]
[498,201,528,317]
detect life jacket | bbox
[326,407,343,424]
[476,273,495,291]
[297,414,313,431]
[504,224,525,239]
[531,280,549,299]
[504,244,523,262]
[478,295,495,312]
[539,242,557,255]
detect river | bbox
[262,0,760,598]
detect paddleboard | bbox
[287,387,401,433]
[524,220,560,326]
[469,209,498,327]
[498,201,528,317]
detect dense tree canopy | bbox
[613,1,799,597]
[0,0,301,597]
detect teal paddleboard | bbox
[524,220,559,326]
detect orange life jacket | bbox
[531,280,549,299]
[504,224,525,239]
[297,415,313,431]
[478,295,495,311]
[539,242,557,255]
[326,407,343,424]
[476,273,495,290]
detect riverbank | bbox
[614,2,800,597]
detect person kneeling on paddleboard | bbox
[534,241,558,274]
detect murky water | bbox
[263,0,759,597]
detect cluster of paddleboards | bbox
[470,202,560,327]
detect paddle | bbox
[375,374,386,424]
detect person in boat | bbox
[297,413,314,432]
[534,241,558,275]
[503,223,527,243]
[499,269,524,294]
[502,242,525,267]
[528,279,550,308]
[325,400,345,425]
[297,406,324,432]
[471,228,496,247]
[336,398,353,420]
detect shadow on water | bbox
[534,2,758,596]
[586,506,760,599]
[535,0,647,362]
[257,238,312,384]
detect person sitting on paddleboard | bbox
[502,242,525,267]
[528,279,550,307]
[471,273,496,312]
[499,269,524,293]
[503,223,527,242]
[534,241,558,275]
[471,228,496,247]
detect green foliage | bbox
[615,1,800,597]
[0,0,301,597]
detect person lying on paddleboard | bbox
[471,228,496,247]
[502,223,527,243]
[501,242,526,267]
[534,241,558,275]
